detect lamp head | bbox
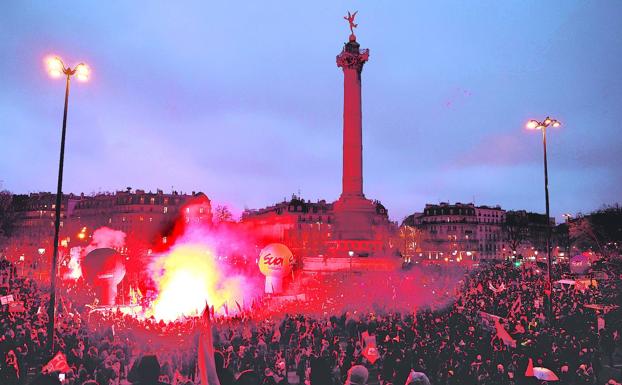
[74,63,90,82]
[526,120,540,130]
[46,56,64,78]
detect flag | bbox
[42,352,71,374]
[525,358,534,377]
[508,295,521,318]
[235,300,243,314]
[494,318,516,348]
[6,350,19,379]
[273,325,281,341]
[361,333,379,364]
[198,303,221,385]
[361,330,370,345]
[223,302,229,317]
[597,316,605,331]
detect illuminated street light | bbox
[525,116,561,320]
[45,55,89,356]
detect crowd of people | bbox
[1,254,621,385]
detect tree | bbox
[503,211,529,253]
[569,204,622,256]
[214,205,234,224]
[0,191,18,239]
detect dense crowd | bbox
[0,254,621,385]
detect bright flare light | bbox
[46,56,64,78]
[75,64,90,82]
[526,120,539,129]
[149,243,250,321]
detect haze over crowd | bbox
[1,1,621,221]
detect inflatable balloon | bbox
[82,248,126,306]
[258,243,294,294]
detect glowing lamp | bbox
[75,64,89,82]
[552,120,561,128]
[526,120,539,130]
[46,56,63,78]
[544,117,552,125]
[258,243,294,294]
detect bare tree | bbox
[503,211,529,253]
[214,205,234,224]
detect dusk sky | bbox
[1,1,621,222]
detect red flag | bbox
[235,300,243,314]
[361,332,379,364]
[42,352,70,374]
[198,303,221,385]
[508,295,521,318]
[361,330,370,345]
[362,345,379,365]
[494,318,516,348]
[525,358,534,377]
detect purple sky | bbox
[1,2,621,222]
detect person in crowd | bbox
[0,254,619,385]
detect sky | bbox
[1,1,621,222]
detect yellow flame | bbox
[149,244,246,321]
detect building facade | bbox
[241,195,396,259]
[0,189,212,269]
[474,205,506,259]
[401,203,560,265]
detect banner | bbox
[42,352,71,374]
[8,301,25,312]
[0,294,15,305]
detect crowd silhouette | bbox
[1,255,621,385]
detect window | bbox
[163,207,168,214]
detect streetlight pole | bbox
[526,116,561,320]
[45,56,89,355]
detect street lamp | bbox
[526,116,561,318]
[45,55,89,355]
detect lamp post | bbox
[45,56,89,355]
[526,116,561,319]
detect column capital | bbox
[337,41,369,72]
